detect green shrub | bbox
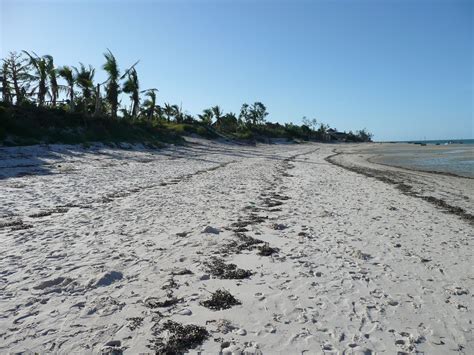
[0,104,184,146]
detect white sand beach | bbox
[0,139,472,354]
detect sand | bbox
[0,139,472,354]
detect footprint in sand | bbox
[176,308,192,316]
[296,314,308,324]
[234,328,247,336]
[322,343,333,351]
[387,299,399,306]
[264,323,277,333]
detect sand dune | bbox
[0,139,472,354]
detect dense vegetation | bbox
[0,50,372,146]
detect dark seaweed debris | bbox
[220,233,279,258]
[204,257,252,279]
[161,278,179,291]
[271,193,290,201]
[0,219,32,230]
[200,289,241,310]
[236,233,263,248]
[262,198,283,208]
[231,214,268,228]
[171,268,193,276]
[148,320,209,353]
[0,219,23,228]
[144,297,180,308]
[233,227,249,233]
[11,223,33,231]
[126,317,144,331]
[224,233,264,254]
[29,207,68,218]
[271,223,287,230]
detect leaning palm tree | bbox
[122,68,140,119]
[102,49,120,119]
[23,51,49,106]
[58,65,75,111]
[73,63,95,114]
[141,88,159,120]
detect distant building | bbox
[327,128,348,141]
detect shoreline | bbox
[325,148,474,226]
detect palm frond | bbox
[120,60,140,80]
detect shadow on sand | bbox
[0,139,331,181]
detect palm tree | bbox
[122,67,140,118]
[155,105,164,120]
[172,104,183,123]
[215,112,238,132]
[23,51,49,106]
[73,63,95,113]
[102,49,120,119]
[141,88,159,120]
[163,102,174,122]
[44,55,59,107]
[248,102,268,126]
[183,113,195,124]
[58,65,75,111]
[198,108,213,126]
[211,105,223,123]
[93,83,103,117]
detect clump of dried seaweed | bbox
[148,320,209,353]
[126,317,144,331]
[200,289,241,310]
[223,233,264,254]
[204,257,252,279]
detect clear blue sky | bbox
[1,0,472,141]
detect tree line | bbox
[0,50,372,142]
